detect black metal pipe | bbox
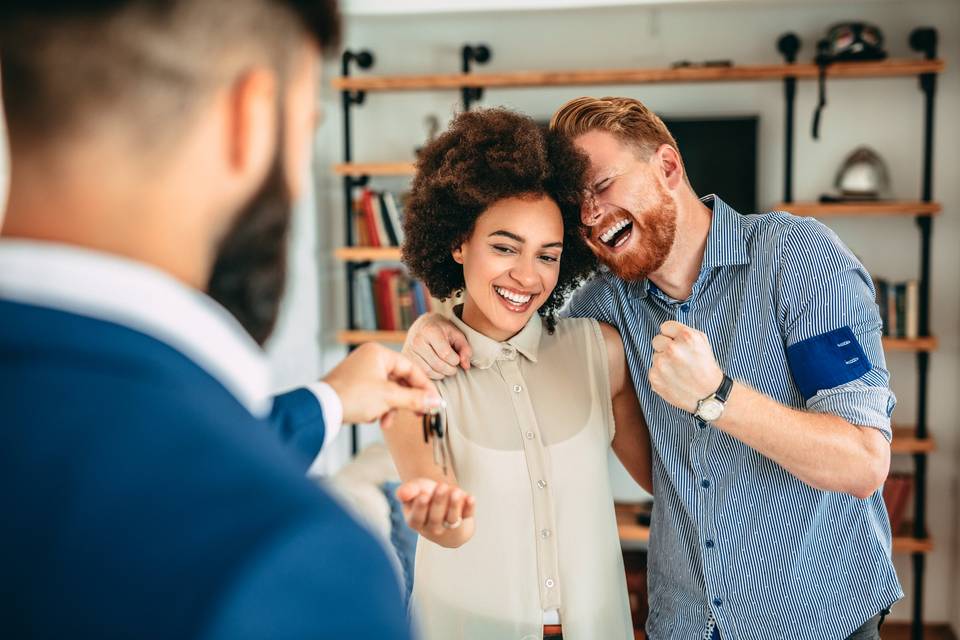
[777,33,800,203]
[911,553,925,640]
[341,50,374,455]
[461,44,491,111]
[906,28,937,640]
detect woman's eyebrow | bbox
[541,241,563,249]
[489,230,524,243]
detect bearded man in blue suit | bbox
[0,1,441,638]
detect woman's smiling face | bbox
[454,194,564,342]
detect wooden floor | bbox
[633,623,956,640]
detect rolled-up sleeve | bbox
[777,217,896,439]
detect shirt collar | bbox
[0,239,272,418]
[448,305,542,369]
[700,194,750,270]
[631,194,749,300]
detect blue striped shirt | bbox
[567,196,902,640]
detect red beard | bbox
[596,189,677,282]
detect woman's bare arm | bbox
[382,409,476,547]
[599,322,654,494]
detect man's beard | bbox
[599,186,677,282]
[207,148,293,347]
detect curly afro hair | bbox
[401,107,596,332]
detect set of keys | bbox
[422,406,448,476]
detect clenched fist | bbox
[649,321,724,413]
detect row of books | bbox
[882,472,914,534]
[874,279,919,339]
[352,188,406,248]
[352,267,433,331]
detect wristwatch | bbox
[694,373,733,424]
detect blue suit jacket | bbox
[0,300,410,640]
[269,387,328,469]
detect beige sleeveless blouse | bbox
[410,312,632,640]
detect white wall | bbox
[308,0,960,626]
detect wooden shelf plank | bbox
[883,336,938,352]
[616,502,650,544]
[338,330,407,345]
[893,524,934,555]
[774,201,942,217]
[334,247,402,262]
[333,58,945,92]
[333,162,416,177]
[891,427,936,454]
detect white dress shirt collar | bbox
[0,239,272,418]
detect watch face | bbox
[697,398,724,422]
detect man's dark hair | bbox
[402,108,597,333]
[0,0,340,151]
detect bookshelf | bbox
[337,29,942,638]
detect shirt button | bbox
[705,539,715,549]
[713,597,723,607]
[525,431,535,440]
[701,479,711,489]
[680,303,690,313]
[545,578,555,588]
[537,479,547,489]
[513,384,522,393]
[541,529,552,539]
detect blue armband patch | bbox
[786,326,872,402]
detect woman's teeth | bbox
[495,287,532,305]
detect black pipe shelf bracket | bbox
[461,44,492,111]
[908,26,937,640]
[776,32,801,204]
[340,48,375,455]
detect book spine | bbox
[362,188,382,247]
[397,276,414,329]
[384,191,406,246]
[905,280,919,339]
[375,269,395,330]
[412,280,428,318]
[874,278,889,337]
[378,192,399,246]
[894,282,907,339]
[388,270,403,332]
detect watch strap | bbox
[715,373,733,403]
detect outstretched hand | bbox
[396,478,476,543]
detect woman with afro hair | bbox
[382,108,652,640]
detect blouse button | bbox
[513,384,522,393]
[545,578,555,588]
[537,479,547,489]
[525,431,535,440]
[541,529,552,539]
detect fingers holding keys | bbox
[323,342,443,427]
